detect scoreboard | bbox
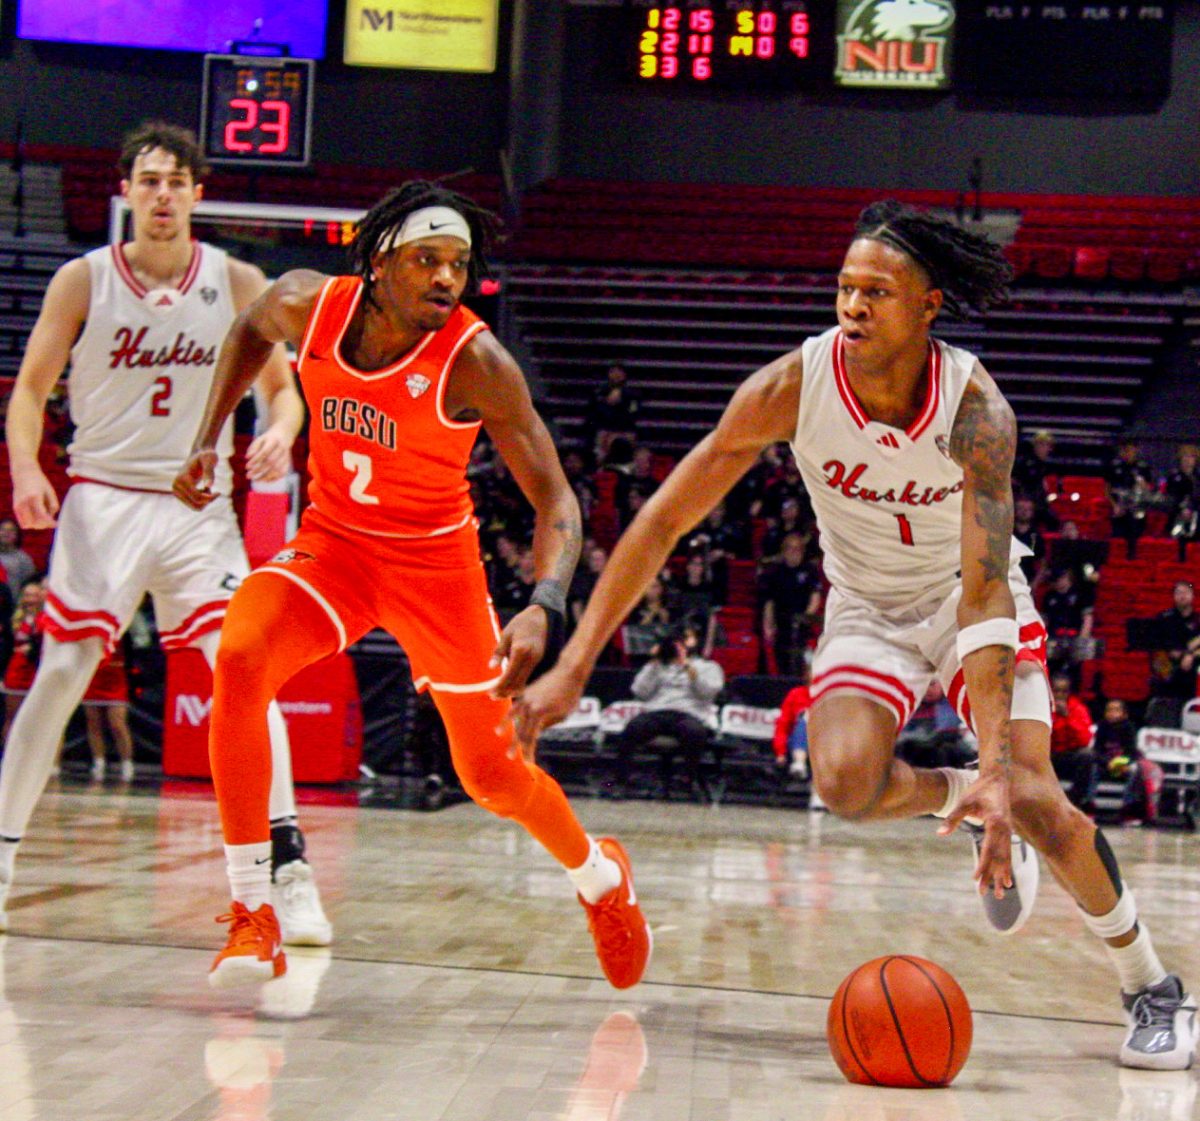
[629,1,831,88]
[623,1,1174,97]
[956,5,1173,99]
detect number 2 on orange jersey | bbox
[342,450,380,505]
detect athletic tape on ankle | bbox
[1079,889,1139,941]
[956,617,1020,662]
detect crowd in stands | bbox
[463,365,1200,820]
[0,359,1197,820]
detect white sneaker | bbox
[966,825,1039,934]
[89,760,106,780]
[272,861,332,947]
[1121,975,1198,1071]
[119,761,135,782]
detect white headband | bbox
[376,206,472,254]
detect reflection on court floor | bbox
[0,782,1197,1120]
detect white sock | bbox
[1105,925,1168,995]
[0,839,17,884]
[932,767,982,825]
[225,842,272,911]
[566,837,622,904]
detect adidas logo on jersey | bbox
[406,374,431,399]
[876,432,900,450]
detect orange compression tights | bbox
[209,573,341,846]
[210,573,591,870]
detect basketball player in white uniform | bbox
[513,201,1196,1070]
[0,122,331,947]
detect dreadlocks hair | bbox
[350,180,503,309]
[852,199,1013,320]
[117,120,209,182]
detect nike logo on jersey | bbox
[320,397,398,451]
[307,350,328,363]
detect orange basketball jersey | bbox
[296,276,487,537]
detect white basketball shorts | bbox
[810,562,1051,731]
[42,482,248,654]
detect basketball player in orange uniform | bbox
[174,181,651,991]
[514,202,1195,1070]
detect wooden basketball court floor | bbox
[1,779,1198,1121]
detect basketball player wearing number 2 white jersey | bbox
[0,122,331,950]
[517,201,1196,1070]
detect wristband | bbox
[530,579,567,617]
[956,617,1020,662]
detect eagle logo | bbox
[845,0,955,42]
[406,373,431,399]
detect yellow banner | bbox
[344,0,499,72]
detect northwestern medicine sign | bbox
[835,0,955,89]
[344,0,498,72]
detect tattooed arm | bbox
[447,330,583,695]
[943,362,1018,896]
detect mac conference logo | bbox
[835,0,955,88]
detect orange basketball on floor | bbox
[827,955,972,1088]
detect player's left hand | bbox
[490,605,548,699]
[938,769,1014,900]
[172,449,220,509]
[245,429,293,483]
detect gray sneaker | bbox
[966,825,1039,935]
[1121,975,1198,1071]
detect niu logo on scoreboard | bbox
[175,694,213,727]
[835,0,955,88]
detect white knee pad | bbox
[1080,888,1139,941]
[1012,662,1051,727]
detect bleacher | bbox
[508,262,1180,466]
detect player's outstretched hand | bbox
[12,467,59,529]
[490,605,548,701]
[937,769,1014,900]
[509,663,587,762]
[245,429,292,483]
[172,450,219,509]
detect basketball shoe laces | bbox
[585,887,635,954]
[1130,987,1180,1032]
[215,901,276,951]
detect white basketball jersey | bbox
[793,327,1028,610]
[66,241,235,493]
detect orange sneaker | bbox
[209,902,287,989]
[579,838,652,990]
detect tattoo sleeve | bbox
[550,513,583,589]
[951,372,1018,776]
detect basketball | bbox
[827,956,972,1088]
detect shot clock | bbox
[629,1,830,88]
[200,55,315,168]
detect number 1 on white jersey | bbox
[342,451,380,505]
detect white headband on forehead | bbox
[375,206,472,254]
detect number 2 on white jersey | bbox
[342,451,380,505]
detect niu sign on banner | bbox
[163,648,363,783]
